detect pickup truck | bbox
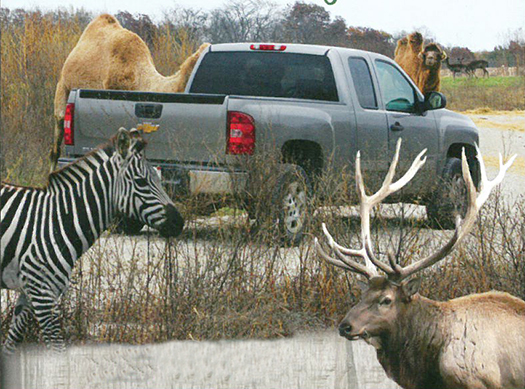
[59,43,480,243]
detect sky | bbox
[2,0,524,51]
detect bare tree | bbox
[205,0,280,43]
[161,6,208,43]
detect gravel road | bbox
[469,112,524,201]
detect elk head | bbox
[316,139,516,349]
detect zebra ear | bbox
[116,128,131,158]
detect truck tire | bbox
[426,157,468,229]
[113,216,144,235]
[272,164,312,245]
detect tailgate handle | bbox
[135,103,163,119]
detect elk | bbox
[466,59,489,78]
[315,140,523,389]
[444,57,467,79]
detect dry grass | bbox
[1,11,85,185]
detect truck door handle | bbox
[135,103,163,119]
[390,122,404,132]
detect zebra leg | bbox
[31,291,66,353]
[3,293,32,355]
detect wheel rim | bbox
[282,181,306,234]
[449,173,468,217]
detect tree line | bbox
[1,1,523,68]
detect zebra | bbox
[0,127,184,353]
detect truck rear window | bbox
[190,52,339,102]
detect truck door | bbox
[373,59,439,195]
[347,56,389,192]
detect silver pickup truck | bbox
[59,43,480,243]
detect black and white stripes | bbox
[1,128,184,353]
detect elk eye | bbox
[379,297,392,306]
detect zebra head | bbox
[113,128,184,237]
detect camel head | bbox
[419,43,446,69]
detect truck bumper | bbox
[57,158,248,196]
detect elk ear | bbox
[418,52,424,60]
[441,51,448,61]
[357,279,369,292]
[401,277,421,299]
[116,127,131,158]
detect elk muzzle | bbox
[338,320,363,341]
[157,204,184,238]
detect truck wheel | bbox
[113,216,144,235]
[426,157,468,229]
[272,164,312,245]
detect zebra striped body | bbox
[1,128,184,352]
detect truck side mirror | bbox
[423,92,447,111]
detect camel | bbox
[394,32,446,95]
[394,32,424,84]
[51,14,210,172]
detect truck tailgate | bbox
[72,90,228,163]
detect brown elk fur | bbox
[345,280,525,389]
[394,33,445,95]
[51,14,210,171]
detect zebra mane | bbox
[46,138,117,187]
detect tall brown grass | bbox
[1,11,85,185]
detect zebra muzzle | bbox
[157,204,184,238]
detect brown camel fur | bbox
[417,43,447,95]
[394,32,446,96]
[51,14,210,172]
[394,32,424,84]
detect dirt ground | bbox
[465,111,524,202]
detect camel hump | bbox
[95,14,119,25]
[84,14,122,33]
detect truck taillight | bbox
[250,44,286,51]
[227,111,255,155]
[64,103,75,145]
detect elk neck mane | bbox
[378,295,447,388]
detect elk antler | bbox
[382,146,517,282]
[316,141,516,282]
[315,138,427,278]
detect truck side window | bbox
[348,57,377,109]
[375,60,416,113]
